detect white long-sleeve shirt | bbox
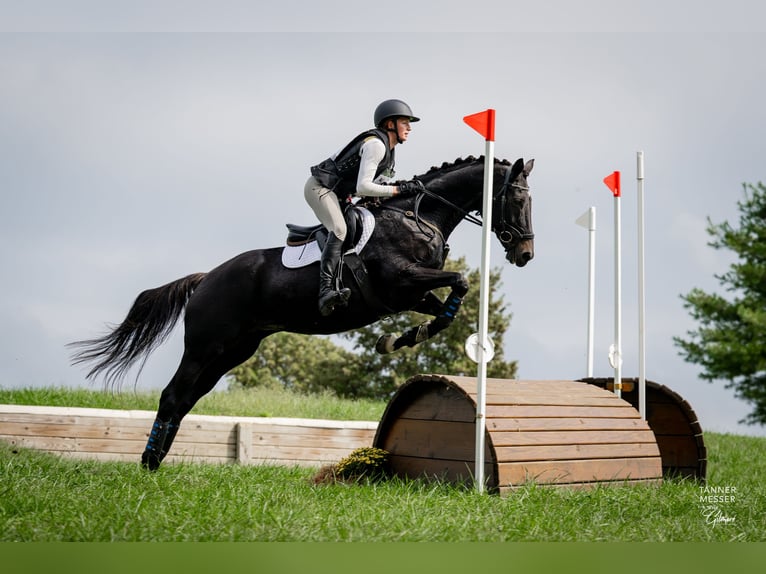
[351,137,397,198]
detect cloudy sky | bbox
[2,2,765,436]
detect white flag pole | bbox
[463,109,495,494]
[575,207,596,378]
[637,151,646,418]
[604,171,622,398]
[613,193,622,398]
[474,139,494,493]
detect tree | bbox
[227,332,361,396]
[228,257,518,400]
[674,182,766,426]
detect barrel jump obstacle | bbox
[374,374,705,494]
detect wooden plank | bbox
[489,429,658,447]
[485,405,639,419]
[396,389,476,423]
[0,421,237,444]
[251,428,374,448]
[494,441,661,463]
[484,395,624,407]
[0,411,155,427]
[2,435,234,458]
[451,377,599,392]
[497,456,662,486]
[487,417,648,433]
[236,422,253,464]
[0,414,155,430]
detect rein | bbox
[417,187,483,227]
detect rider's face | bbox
[395,118,411,142]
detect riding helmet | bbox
[374,99,420,127]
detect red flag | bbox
[463,109,495,141]
[603,171,621,197]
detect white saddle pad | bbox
[281,207,375,269]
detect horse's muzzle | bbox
[507,241,534,267]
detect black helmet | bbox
[374,99,420,127]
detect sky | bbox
[1,2,765,436]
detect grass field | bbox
[1,387,764,542]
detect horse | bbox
[69,155,535,470]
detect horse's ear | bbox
[524,159,535,176]
[511,158,524,178]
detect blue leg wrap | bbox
[145,418,171,456]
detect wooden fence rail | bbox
[0,404,378,467]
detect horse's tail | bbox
[69,272,207,388]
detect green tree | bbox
[674,182,766,426]
[228,332,360,396]
[229,257,517,400]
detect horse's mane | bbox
[415,156,513,182]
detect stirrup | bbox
[319,288,351,316]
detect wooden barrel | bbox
[579,378,706,480]
[373,374,663,494]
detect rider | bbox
[305,99,425,316]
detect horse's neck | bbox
[419,171,482,236]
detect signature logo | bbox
[700,505,736,526]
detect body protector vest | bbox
[310,129,395,200]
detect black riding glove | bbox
[398,179,426,196]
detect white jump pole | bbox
[463,108,496,494]
[575,207,596,378]
[604,171,622,398]
[637,151,646,419]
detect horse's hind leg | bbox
[141,348,208,470]
[141,335,264,470]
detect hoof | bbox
[376,333,398,354]
[141,451,161,471]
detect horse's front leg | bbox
[376,267,469,354]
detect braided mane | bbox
[416,156,512,181]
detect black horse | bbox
[70,155,535,470]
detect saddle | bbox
[285,204,364,252]
[282,204,388,311]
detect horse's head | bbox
[399,156,534,267]
[492,158,535,267]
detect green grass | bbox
[1,387,765,542]
[0,385,385,421]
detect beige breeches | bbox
[304,176,347,241]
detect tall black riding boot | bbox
[318,233,351,316]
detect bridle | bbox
[492,166,535,246]
[414,165,534,246]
